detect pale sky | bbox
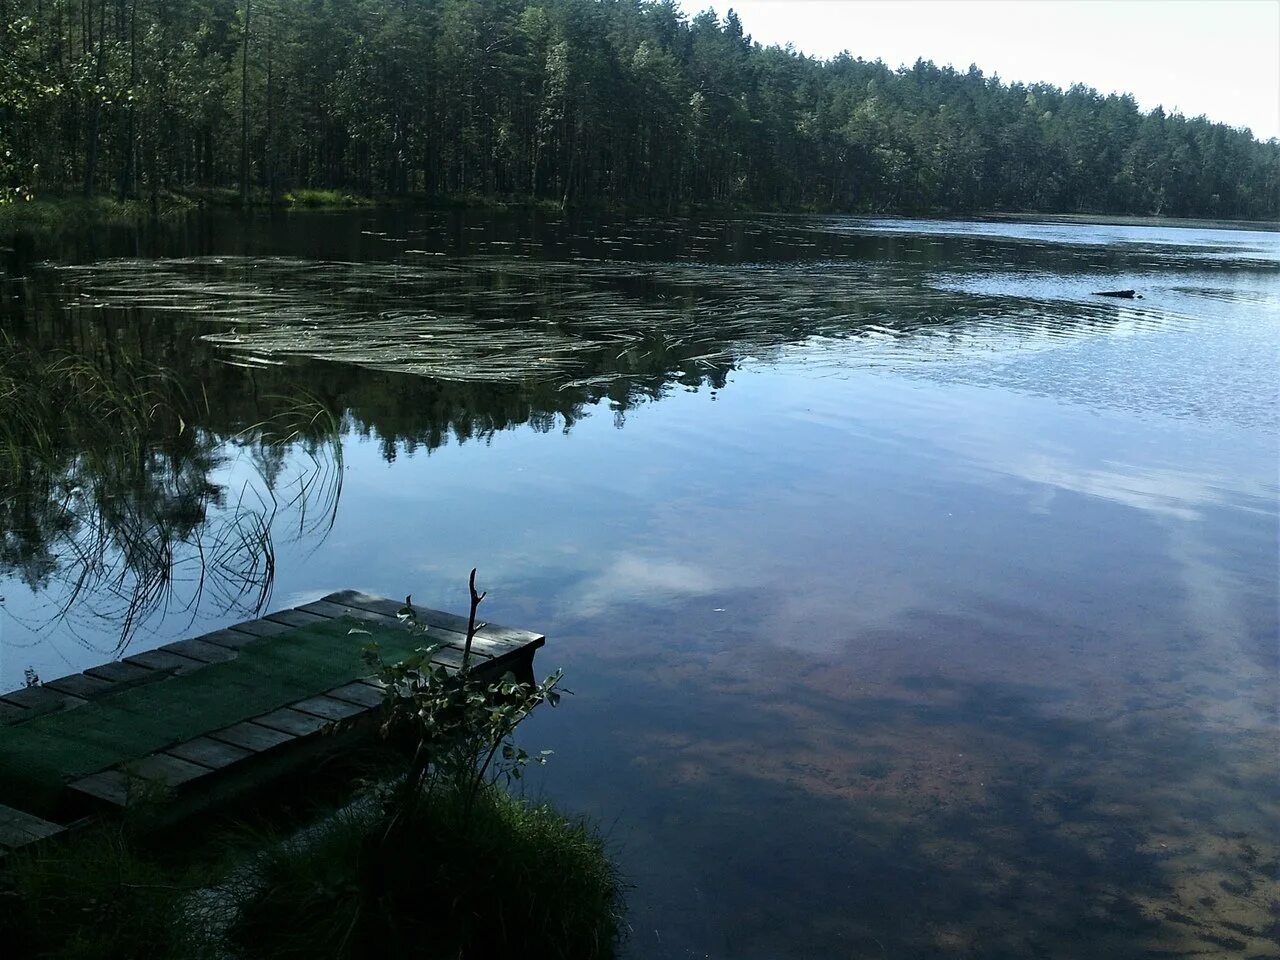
[676,0,1280,141]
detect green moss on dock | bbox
[0,618,420,813]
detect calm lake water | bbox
[2,210,1278,958]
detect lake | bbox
[2,209,1277,958]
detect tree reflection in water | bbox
[0,335,342,653]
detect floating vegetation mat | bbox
[45,253,1188,391]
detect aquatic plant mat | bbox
[0,592,544,819]
[46,237,1193,389]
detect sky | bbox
[675,0,1280,141]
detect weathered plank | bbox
[354,615,498,662]
[326,681,386,709]
[208,721,295,753]
[197,628,261,651]
[427,645,468,671]
[307,594,506,665]
[229,618,294,639]
[323,590,542,649]
[0,685,85,713]
[253,708,332,737]
[124,648,206,674]
[84,660,157,685]
[69,769,132,807]
[264,609,330,629]
[126,753,211,788]
[298,599,401,625]
[70,765,188,808]
[0,804,65,849]
[160,638,239,664]
[291,695,367,722]
[44,672,115,699]
[165,736,255,770]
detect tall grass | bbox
[0,826,208,960]
[230,783,625,960]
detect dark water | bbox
[2,210,1277,958]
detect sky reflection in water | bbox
[1,212,1277,958]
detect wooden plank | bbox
[0,685,86,713]
[308,594,502,664]
[326,681,386,708]
[264,609,329,629]
[69,769,132,807]
[229,618,294,639]
[322,591,540,649]
[290,695,366,722]
[196,628,261,651]
[84,660,157,685]
[0,804,64,849]
[124,648,206,674]
[126,753,211,788]
[428,645,468,671]
[165,736,254,770]
[297,599,402,625]
[208,721,295,753]
[355,616,495,661]
[252,708,332,737]
[44,672,115,699]
[160,638,239,664]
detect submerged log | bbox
[1092,289,1141,299]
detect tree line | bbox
[2,0,1277,219]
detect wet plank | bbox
[0,804,65,849]
[165,736,256,770]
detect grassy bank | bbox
[0,784,622,960]
[0,824,210,960]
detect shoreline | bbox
[3,190,1276,238]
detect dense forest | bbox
[2,0,1277,218]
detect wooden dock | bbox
[0,590,545,854]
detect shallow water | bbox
[2,210,1277,958]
